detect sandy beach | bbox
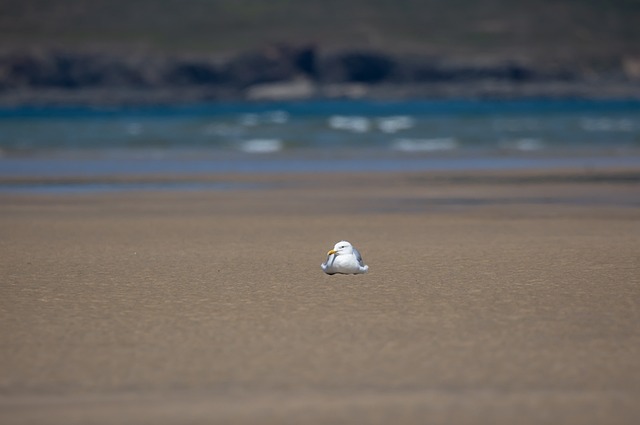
[1,169,639,424]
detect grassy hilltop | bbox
[1,0,639,63]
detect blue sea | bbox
[1,99,639,192]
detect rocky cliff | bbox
[1,44,639,105]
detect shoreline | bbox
[2,150,640,177]
[2,167,638,215]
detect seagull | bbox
[321,240,369,275]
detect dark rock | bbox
[0,50,147,89]
[223,44,316,87]
[293,44,317,77]
[0,45,636,105]
[163,60,224,86]
[319,50,396,83]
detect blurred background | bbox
[2,0,639,54]
[0,0,639,190]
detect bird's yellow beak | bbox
[327,249,337,255]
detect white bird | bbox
[321,240,369,275]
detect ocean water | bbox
[1,99,639,190]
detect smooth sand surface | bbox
[1,170,639,424]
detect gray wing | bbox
[353,247,365,267]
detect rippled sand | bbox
[1,170,639,424]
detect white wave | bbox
[392,137,457,152]
[239,113,260,127]
[264,110,290,124]
[240,139,284,154]
[328,115,371,133]
[376,116,415,133]
[238,111,290,127]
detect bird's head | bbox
[327,240,353,256]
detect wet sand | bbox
[1,169,640,424]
